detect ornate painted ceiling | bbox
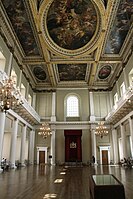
[0,0,133,91]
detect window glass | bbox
[11,69,17,87]
[67,95,79,117]
[20,83,26,98]
[120,82,126,96]
[128,68,133,86]
[28,94,32,106]
[114,93,118,105]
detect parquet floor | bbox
[0,164,133,199]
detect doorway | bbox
[102,150,108,165]
[36,147,48,165]
[99,146,110,165]
[39,151,45,164]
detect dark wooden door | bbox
[102,150,108,165]
[39,151,45,164]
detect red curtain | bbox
[64,130,82,162]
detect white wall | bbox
[36,93,52,117]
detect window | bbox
[20,83,26,98]
[114,93,118,106]
[11,69,17,87]
[120,82,126,96]
[28,94,32,106]
[66,95,79,117]
[128,70,133,87]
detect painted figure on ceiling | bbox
[47,0,97,50]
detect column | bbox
[112,128,119,164]
[89,92,95,122]
[20,125,27,166]
[91,127,97,164]
[6,52,13,76]
[51,129,55,165]
[29,130,35,164]
[9,118,19,169]
[129,117,133,158]
[0,112,6,172]
[51,92,56,122]
[32,131,35,164]
[120,123,127,159]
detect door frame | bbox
[99,146,111,164]
[36,147,48,164]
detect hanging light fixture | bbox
[0,76,23,112]
[38,122,52,139]
[95,93,109,138]
[95,121,109,138]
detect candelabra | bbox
[0,77,23,112]
[38,122,52,139]
[95,121,109,138]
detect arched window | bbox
[66,95,79,117]
[20,83,26,98]
[28,94,32,106]
[11,69,17,87]
[120,82,126,97]
[128,68,133,86]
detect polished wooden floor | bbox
[0,164,133,199]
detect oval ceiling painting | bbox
[47,0,97,50]
[33,66,47,81]
[98,65,112,80]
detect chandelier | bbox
[0,77,23,112]
[95,93,109,138]
[38,122,52,139]
[95,121,109,138]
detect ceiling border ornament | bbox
[41,0,104,57]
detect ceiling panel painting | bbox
[98,65,112,80]
[58,64,87,81]
[47,0,97,50]
[2,0,40,56]
[30,65,49,83]
[104,0,133,54]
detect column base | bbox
[29,162,34,165]
[51,161,56,165]
[10,164,17,169]
[0,168,3,173]
[90,116,95,122]
[51,116,56,122]
[21,163,26,167]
